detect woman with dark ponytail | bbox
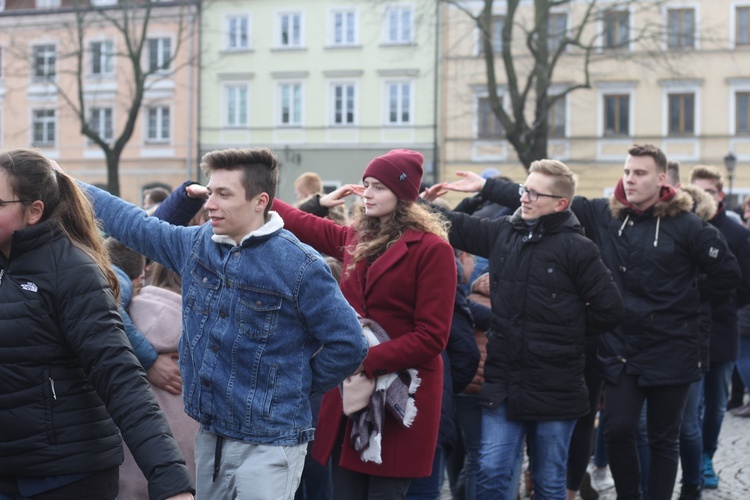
[0,149,194,500]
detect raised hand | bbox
[319,184,364,208]
[420,183,449,202]
[445,171,487,193]
[185,184,208,199]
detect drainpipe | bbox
[432,0,441,184]
[185,8,196,179]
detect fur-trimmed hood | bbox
[608,181,695,219]
[678,184,718,222]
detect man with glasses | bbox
[442,144,741,499]
[423,159,624,499]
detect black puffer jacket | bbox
[481,178,742,387]
[445,208,624,420]
[0,221,192,499]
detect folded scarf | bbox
[347,318,421,464]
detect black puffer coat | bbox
[446,208,624,420]
[0,221,192,499]
[481,178,742,387]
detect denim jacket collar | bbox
[211,211,285,246]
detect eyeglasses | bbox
[518,184,563,202]
[0,199,29,207]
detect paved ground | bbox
[441,408,749,499]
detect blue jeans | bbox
[679,378,704,488]
[477,403,576,500]
[739,337,750,389]
[702,361,734,457]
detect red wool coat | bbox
[273,200,456,478]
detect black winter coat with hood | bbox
[444,207,624,421]
[0,221,192,499]
[479,178,742,387]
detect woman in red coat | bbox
[273,149,456,499]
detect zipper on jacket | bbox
[49,378,57,400]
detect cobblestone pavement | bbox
[441,409,749,499]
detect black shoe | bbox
[579,471,600,500]
[679,483,702,500]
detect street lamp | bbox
[724,152,737,198]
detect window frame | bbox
[667,92,696,136]
[736,5,750,46]
[32,44,56,81]
[666,7,696,49]
[223,83,250,128]
[226,14,251,51]
[330,8,358,46]
[88,106,114,142]
[32,109,56,146]
[330,81,358,127]
[277,11,304,49]
[548,12,568,54]
[145,37,172,73]
[547,94,567,139]
[383,4,414,45]
[277,81,304,127]
[601,8,631,50]
[476,95,505,139]
[90,39,114,76]
[384,80,413,126]
[602,94,631,137]
[145,105,171,143]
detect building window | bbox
[386,81,412,125]
[332,83,356,125]
[737,92,750,135]
[548,13,567,53]
[35,0,61,9]
[667,8,695,49]
[668,93,695,135]
[737,6,750,45]
[225,84,248,127]
[603,94,630,136]
[385,5,413,44]
[146,37,171,72]
[89,107,113,141]
[477,97,504,138]
[603,10,629,49]
[279,12,302,48]
[32,109,55,145]
[33,44,56,80]
[90,40,114,75]
[548,97,566,138]
[146,106,170,142]
[479,15,504,54]
[227,15,250,50]
[279,83,302,126]
[332,9,356,46]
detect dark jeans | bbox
[566,368,604,490]
[450,395,483,500]
[603,373,690,500]
[330,430,412,500]
[406,445,445,499]
[0,467,118,500]
[702,361,734,457]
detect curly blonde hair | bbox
[347,200,449,272]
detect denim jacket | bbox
[83,183,367,445]
[113,265,158,370]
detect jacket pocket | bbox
[185,261,221,315]
[236,288,283,338]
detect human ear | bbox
[255,192,270,213]
[25,200,45,226]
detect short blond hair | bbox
[690,165,724,192]
[529,159,577,202]
[294,172,323,195]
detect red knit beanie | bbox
[362,149,424,202]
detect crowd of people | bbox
[0,143,748,500]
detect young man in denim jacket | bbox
[78,148,368,499]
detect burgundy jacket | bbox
[273,200,456,478]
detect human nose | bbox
[520,188,530,202]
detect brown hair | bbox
[528,159,577,202]
[689,165,724,192]
[0,148,119,297]
[150,262,182,294]
[200,148,278,218]
[628,144,668,173]
[105,238,146,280]
[347,199,450,272]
